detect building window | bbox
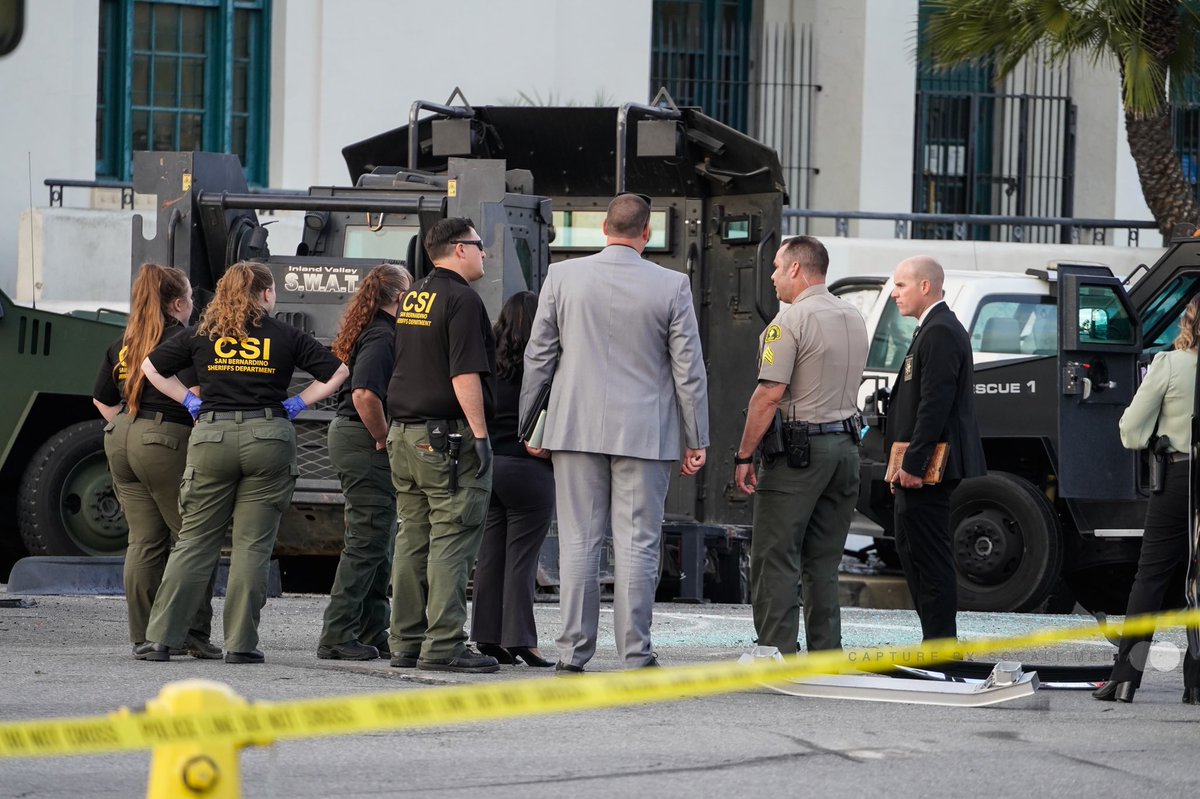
[96,0,270,184]
[650,0,751,131]
[914,0,1074,242]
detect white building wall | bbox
[2,0,652,299]
[0,0,99,296]
[271,0,652,190]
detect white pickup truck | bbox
[829,260,1170,615]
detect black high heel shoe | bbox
[476,643,516,665]
[509,646,554,668]
[1092,680,1136,702]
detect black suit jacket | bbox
[885,302,986,481]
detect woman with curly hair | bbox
[134,261,348,664]
[1095,293,1200,703]
[470,291,556,667]
[317,263,413,660]
[93,262,220,659]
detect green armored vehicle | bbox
[0,291,128,557]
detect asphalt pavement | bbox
[2,589,1199,798]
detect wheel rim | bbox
[59,452,127,554]
[953,507,1023,587]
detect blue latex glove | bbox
[282,395,307,420]
[181,391,202,420]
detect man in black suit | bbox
[885,256,986,640]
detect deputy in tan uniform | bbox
[733,235,869,653]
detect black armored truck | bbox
[855,241,1200,615]
[5,91,787,602]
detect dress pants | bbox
[894,479,961,640]
[319,416,396,649]
[1112,460,1200,688]
[146,415,297,653]
[105,411,215,645]
[471,455,555,648]
[751,433,859,653]
[553,451,672,669]
[387,423,491,661]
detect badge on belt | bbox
[903,354,914,382]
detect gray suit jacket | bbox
[520,245,709,461]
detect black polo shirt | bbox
[92,321,197,426]
[335,308,397,420]
[149,315,343,412]
[387,268,496,423]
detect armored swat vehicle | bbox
[854,242,1200,614]
[5,90,786,603]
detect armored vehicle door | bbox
[1057,264,1142,500]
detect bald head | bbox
[899,256,945,292]
[604,194,652,243]
[891,255,946,319]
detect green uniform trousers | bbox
[751,432,860,653]
[319,416,396,648]
[386,422,491,660]
[104,411,215,645]
[146,414,297,653]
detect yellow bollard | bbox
[142,679,259,799]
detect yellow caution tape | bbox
[3,608,1199,760]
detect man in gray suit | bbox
[521,193,709,672]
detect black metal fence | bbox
[750,21,819,211]
[914,44,1076,243]
[782,208,1158,248]
[650,4,818,210]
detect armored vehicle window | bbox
[552,210,670,252]
[969,295,1057,356]
[1077,284,1135,345]
[866,297,916,372]
[1140,273,1200,353]
[343,224,419,260]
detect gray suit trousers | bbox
[554,451,672,669]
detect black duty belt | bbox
[200,409,277,422]
[135,410,190,424]
[390,419,465,430]
[1168,452,1191,463]
[788,419,857,436]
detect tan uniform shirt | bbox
[756,283,869,423]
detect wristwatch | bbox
[733,453,754,465]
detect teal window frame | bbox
[96,0,270,185]
[650,0,751,131]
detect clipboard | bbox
[886,441,949,485]
[518,382,551,446]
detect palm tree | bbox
[923,0,1200,236]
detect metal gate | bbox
[651,2,818,212]
[914,49,1076,242]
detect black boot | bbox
[1182,687,1200,705]
[1092,680,1135,702]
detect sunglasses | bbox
[451,239,485,251]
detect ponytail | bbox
[124,263,189,415]
[332,263,412,362]
[197,262,273,341]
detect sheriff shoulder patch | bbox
[764,324,782,343]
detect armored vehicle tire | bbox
[951,471,1062,613]
[17,421,128,556]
